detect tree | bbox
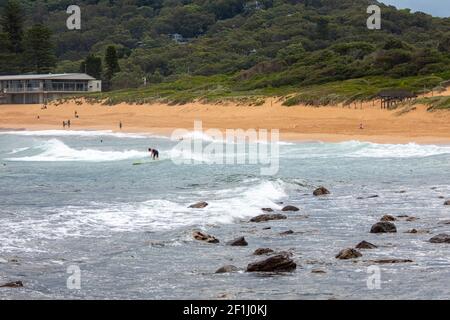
[22,24,56,73]
[80,54,103,79]
[103,45,121,90]
[0,0,24,53]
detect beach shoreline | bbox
[1,99,450,144]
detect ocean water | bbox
[0,130,450,299]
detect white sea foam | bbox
[0,180,287,252]
[0,130,168,139]
[282,140,450,159]
[5,139,148,162]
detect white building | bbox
[0,73,101,104]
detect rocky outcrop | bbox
[247,254,296,272]
[370,222,397,233]
[215,265,239,274]
[355,241,377,249]
[335,248,362,260]
[253,248,274,255]
[189,201,208,209]
[429,234,450,243]
[380,215,397,222]
[250,213,287,223]
[313,187,330,196]
[0,281,23,288]
[282,205,299,212]
[193,231,219,243]
[226,237,248,246]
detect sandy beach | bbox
[1,92,450,144]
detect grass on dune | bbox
[78,73,449,110]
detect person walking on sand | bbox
[68,120,71,128]
[119,121,123,130]
[360,122,364,130]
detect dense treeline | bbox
[0,0,449,92]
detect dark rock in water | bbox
[189,201,208,209]
[313,186,330,196]
[250,214,287,223]
[282,205,299,212]
[247,254,296,272]
[406,229,418,234]
[358,195,379,199]
[406,216,418,222]
[311,269,326,274]
[429,234,450,243]
[193,231,219,243]
[370,222,397,233]
[215,265,239,274]
[0,281,23,288]
[280,230,294,236]
[380,215,397,222]
[262,227,272,230]
[356,241,377,249]
[444,200,450,206]
[253,248,274,256]
[371,259,413,264]
[438,220,450,225]
[397,215,409,218]
[335,248,362,260]
[226,237,248,246]
[261,208,274,212]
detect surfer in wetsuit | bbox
[148,148,159,160]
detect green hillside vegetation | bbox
[1,0,450,106]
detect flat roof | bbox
[0,73,97,81]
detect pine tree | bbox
[0,0,24,53]
[103,46,120,91]
[80,54,103,79]
[22,24,56,73]
[104,46,121,76]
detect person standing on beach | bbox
[119,121,122,130]
[68,120,71,128]
[63,121,66,128]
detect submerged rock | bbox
[226,237,248,246]
[380,215,397,222]
[406,216,419,222]
[189,201,208,209]
[370,222,397,233]
[429,234,450,243]
[250,214,287,223]
[247,254,296,272]
[445,200,450,206]
[0,281,23,288]
[253,248,274,256]
[215,265,239,274]
[279,230,294,236]
[313,186,330,196]
[193,231,219,243]
[282,205,299,212]
[261,208,274,212]
[311,269,327,274]
[335,248,362,260]
[371,259,413,264]
[356,241,377,249]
